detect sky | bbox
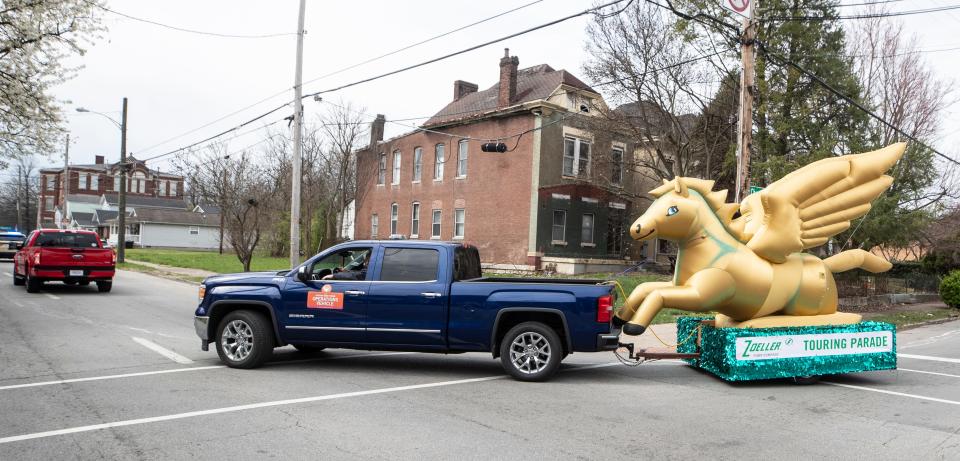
[50,0,960,173]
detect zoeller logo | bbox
[740,338,783,358]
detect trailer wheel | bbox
[499,321,563,382]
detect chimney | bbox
[453,80,478,100]
[95,155,105,165]
[498,48,519,108]
[369,114,385,149]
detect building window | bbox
[392,150,401,185]
[44,196,54,210]
[91,174,99,191]
[563,136,591,177]
[611,147,624,186]
[132,172,146,194]
[413,147,423,182]
[457,140,468,178]
[170,180,178,196]
[377,153,386,185]
[189,226,200,235]
[431,209,442,238]
[454,209,465,239]
[157,180,166,196]
[390,203,399,235]
[434,143,445,180]
[607,208,625,255]
[411,202,420,237]
[371,214,379,238]
[79,174,88,190]
[46,175,55,190]
[582,213,595,245]
[552,210,566,243]
[114,175,121,192]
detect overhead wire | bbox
[765,4,960,21]
[83,0,296,39]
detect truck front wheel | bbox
[499,322,563,382]
[215,310,273,369]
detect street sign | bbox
[749,185,763,194]
[728,0,750,13]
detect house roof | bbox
[424,64,598,127]
[70,212,95,227]
[93,209,119,224]
[39,156,182,178]
[193,203,222,214]
[112,208,219,226]
[102,193,188,210]
[65,194,102,204]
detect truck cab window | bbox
[310,247,372,281]
[379,248,439,282]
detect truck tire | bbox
[215,310,273,369]
[97,281,112,293]
[13,272,24,286]
[499,321,563,382]
[26,274,41,293]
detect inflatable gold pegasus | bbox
[615,143,906,336]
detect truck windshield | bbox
[35,233,100,248]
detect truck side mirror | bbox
[297,266,309,283]
[14,242,23,250]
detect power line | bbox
[766,4,960,21]
[135,0,546,156]
[84,0,295,39]
[756,41,960,166]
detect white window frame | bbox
[456,140,468,178]
[562,136,591,178]
[371,214,379,238]
[44,196,54,211]
[413,147,423,182]
[91,174,99,191]
[188,226,200,235]
[434,144,445,181]
[411,202,420,237]
[79,174,88,190]
[431,209,442,239]
[581,213,595,246]
[114,175,121,192]
[392,151,401,185]
[158,179,166,196]
[46,175,55,190]
[551,210,567,245]
[611,145,624,186]
[454,208,465,239]
[390,203,399,235]
[377,153,386,185]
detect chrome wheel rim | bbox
[509,332,551,374]
[221,319,254,362]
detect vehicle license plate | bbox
[69,270,84,277]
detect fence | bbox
[833,267,939,298]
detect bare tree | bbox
[0,155,39,232]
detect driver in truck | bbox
[322,249,371,280]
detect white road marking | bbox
[43,293,60,300]
[2,271,11,276]
[0,366,225,391]
[131,337,194,364]
[823,381,960,406]
[0,362,620,445]
[899,328,960,350]
[899,368,960,379]
[10,300,24,308]
[0,351,412,392]
[898,353,960,364]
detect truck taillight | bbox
[33,252,40,265]
[597,295,613,323]
[112,251,117,264]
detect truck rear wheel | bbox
[97,281,112,293]
[215,310,273,369]
[13,272,24,286]
[26,274,41,293]
[499,321,563,382]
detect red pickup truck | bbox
[13,229,116,293]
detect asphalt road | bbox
[1,262,959,460]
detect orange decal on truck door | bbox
[307,288,344,309]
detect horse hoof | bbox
[612,315,627,328]
[622,323,647,336]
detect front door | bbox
[279,246,374,344]
[365,245,448,348]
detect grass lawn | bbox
[124,249,290,274]
[865,308,960,328]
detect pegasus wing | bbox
[730,143,905,263]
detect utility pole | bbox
[289,0,306,269]
[734,1,757,203]
[117,97,129,263]
[62,134,70,229]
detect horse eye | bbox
[666,206,679,216]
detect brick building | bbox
[355,50,661,273]
[37,155,183,228]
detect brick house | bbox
[355,50,661,274]
[37,155,184,228]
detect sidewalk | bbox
[122,258,217,283]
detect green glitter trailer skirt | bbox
[676,317,897,381]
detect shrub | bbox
[938,270,960,308]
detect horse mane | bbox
[649,177,740,226]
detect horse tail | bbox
[823,249,892,273]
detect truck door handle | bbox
[421,292,442,298]
[344,290,366,296]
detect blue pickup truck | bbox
[194,240,620,381]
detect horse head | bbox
[631,177,731,243]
